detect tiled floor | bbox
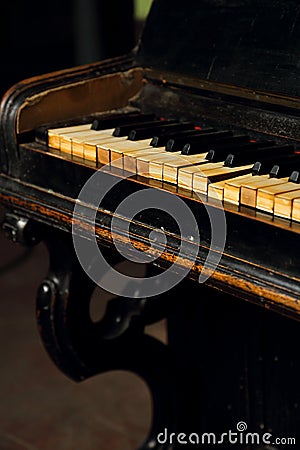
[0,230,165,450]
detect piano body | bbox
[0,0,300,447]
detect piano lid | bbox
[137,0,300,100]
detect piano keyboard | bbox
[42,112,300,223]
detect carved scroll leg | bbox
[36,231,177,449]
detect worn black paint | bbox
[139,0,300,98]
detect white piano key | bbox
[256,181,300,213]
[274,190,300,219]
[240,177,289,208]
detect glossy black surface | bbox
[138,0,300,98]
[113,119,173,137]
[151,128,214,148]
[182,134,250,156]
[91,112,155,130]
[224,144,295,167]
[128,121,192,141]
[165,130,232,152]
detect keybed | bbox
[44,112,300,223]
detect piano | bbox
[0,0,299,447]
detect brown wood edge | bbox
[15,67,143,134]
[0,55,134,110]
[0,184,299,322]
[0,54,140,174]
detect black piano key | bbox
[206,140,276,162]
[166,130,233,152]
[35,126,49,145]
[289,170,300,183]
[204,153,297,187]
[269,155,300,178]
[251,159,276,176]
[166,129,226,152]
[113,119,175,137]
[251,155,291,175]
[251,161,267,175]
[182,134,250,156]
[251,153,297,176]
[224,144,294,167]
[150,127,215,147]
[128,120,187,140]
[91,113,156,130]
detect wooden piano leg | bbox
[34,229,178,450]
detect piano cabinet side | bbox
[2,210,299,448]
[0,55,143,175]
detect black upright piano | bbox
[0,1,300,448]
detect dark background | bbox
[0,0,144,99]
[0,2,163,449]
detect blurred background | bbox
[0,0,153,98]
[0,232,167,449]
[0,1,169,449]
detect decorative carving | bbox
[2,212,41,246]
[36,229,176,449]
